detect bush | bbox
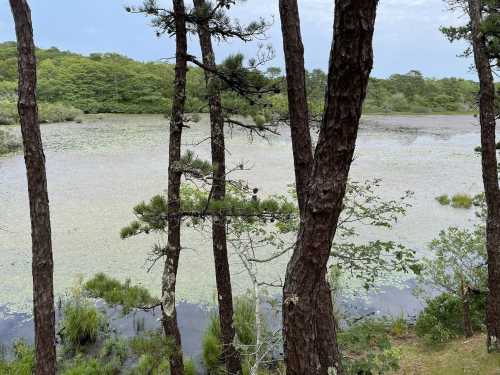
[60,296,105,350]
[338,319,401,375]
[451,194,473,209]
[435,194,450,206]
[84,273,158,314]
[415,293,485,345]
[61,356,118,375]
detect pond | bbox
[0,114,482,316]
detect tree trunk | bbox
[463,297,474,338]
[193,1,242,373]
[282,1,378,374]
[9,1,56,374]
[468,0,500,353]
[278,1,342,372]
[162,1,187,373]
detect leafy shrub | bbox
[389,315,410,338]
[415,293,485,345]
[338,319,401,374]
[0,340,35,375]
[435,194,450,206]
[84,273,158,314]
[60,296,105,350]
[451,194,473,209]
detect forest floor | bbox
[393,333,500,375]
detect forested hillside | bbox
[0,41,480,124]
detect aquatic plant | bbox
[451,193,473,209]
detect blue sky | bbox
[0,0,476,79]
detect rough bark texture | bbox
[278,1,342,372]
[162,1,187,373]
[193,0,242,373]
[468,0,500,353]
[9,1,56,374]
[282,1,378,374]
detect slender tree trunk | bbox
[193,1,242,373]
[162,1,187,373]
[278,1,342,371]
[468,0,500,353]
[282,1,378,374]
[9,2,56,374]
[10,0,56,375]
[463,298,474,338]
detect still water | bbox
[0,114,482,314]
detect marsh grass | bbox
[451,194,473,209]
[435,194,451,206]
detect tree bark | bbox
[282,1,378,374]
[193,1,242,373]
[468,0,500,353]
[162,1,187,373]
[278,1,342,372]
[9,1,56,374]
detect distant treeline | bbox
[0,41,481,123]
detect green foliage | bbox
[415,293,486,345]
[83,273,159,314]
[60,293,106,351]
[129,331,181,375]
[0,99,82,125]
[61,356,120,375]
[0,340,35,375]
[435,194,451,206]
[0,128,21,155]
[450,193,473,209]
[202,294,266,374]
[0,43,482,118]
[418,226,486,298]
[338,319,401,374]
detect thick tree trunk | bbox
[282,1,378,374]
[162,1,187,373]
[468,0,500,353]
[278,1,342,372]
[9,1,56,374]
[193,1,242,373]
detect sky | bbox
[0,0,476,79]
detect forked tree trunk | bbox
[162,1,188,373]
[282,1,378,374]
[9,1,56,374]
[468,0,500,353]
[278,1,342,372]
[193,0,242,373]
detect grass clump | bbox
[0,340,35,375]
[60,294,106,351]
[83,273,158,314]
[435,194,450,206]
[451,194,473,209]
